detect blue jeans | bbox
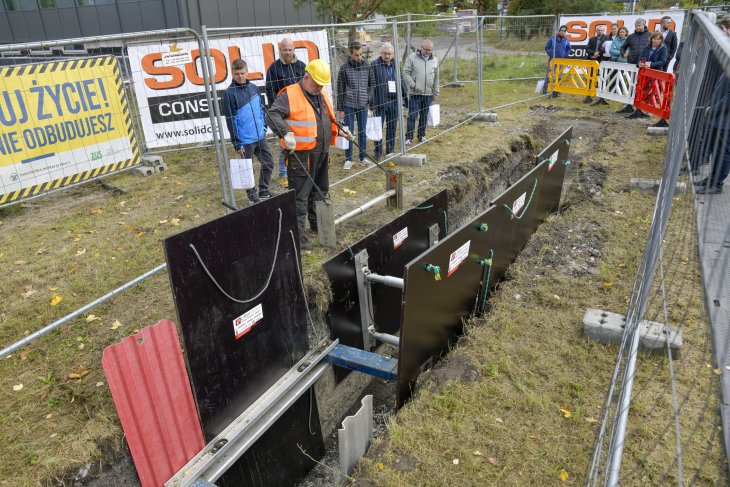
[406,95,432,142]
[344,106,367,161]
[277,147,287,177]
[374,100,398,158]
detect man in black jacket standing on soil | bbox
[584,25,607,104]
[620,18,653,118]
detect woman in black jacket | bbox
[638,32,669,72]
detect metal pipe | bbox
[0,264,168,359]
[477,17,483,113]
[453,23,459,85]
[201,25,235,210]
[369,328,400,347]
[334,189,396,225]
[392,20,407,156]
[365,273,404,289]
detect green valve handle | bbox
[478,223,489,232]
[564,139,570,145]
[478,257,493,266]
[424,264,442,281]
[562,159,571,166]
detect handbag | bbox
[335,136,349,150]
[427,104,440,127]
[229,158,255,190]
[366,116,383,141]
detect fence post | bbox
[477,17,483,113]
[201,25,236,211]
[405,13,412,62]
[453,22,459,85]
[393,20,407,155]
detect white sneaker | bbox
[359,158,375,167]
[342,160,354,170]
[404,139,412,146]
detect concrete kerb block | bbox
[133,166,155,177]
[629,178,686,195]
[141,155,164,167]
[394,153,426,167]
[647,126,669,136]
[471,112,498,122]
[583,308,682,358]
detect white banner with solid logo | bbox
[597,61,640,104]
[558,11,685,71]
[127,30,331,149]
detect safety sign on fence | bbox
[549,59,600,96]
[597,61,639,104]
[0,56,139,205]
[634,67,676,119]
[127,30,330,150]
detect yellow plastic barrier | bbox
[548,59,600,96]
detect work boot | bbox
[650,119,669,128]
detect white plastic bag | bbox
[427,104,440,127]
[366,116,382,141]
[535,79,546,94]
[335,136,350,150]
[229,158,255,190]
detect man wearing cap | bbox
[267,59,354,249]
[543,25,571,97]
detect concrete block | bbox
[583,308,682,357]
[133,166,155,177]
[394,153,426,167]
[471,112,498,122]
[647,126,669,136]
[629,178,686,195]
[153,161,168,173]
[338,395,373,477]
[141,155,164,167]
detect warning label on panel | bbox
[393,227,408,249]
[548,148,559,172]
[233,303,264,340]
[447,240,471,277]
[512,192,527,218]
[161,50,193,67]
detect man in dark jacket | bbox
[223,59,273,204]
[370,42,405,160]
[265,38,306,184]
[619,18,653,115]
[336,42,375,170]
[584,24,607,104]
[661,16,679,65]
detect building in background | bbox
[0,0,323,46]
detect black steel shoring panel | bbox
[534,126,573,215]
[163,192,324,485]
[216,390,324,487]
[396,149,570,408]
[396,205,507,409]
[323,190,448,380]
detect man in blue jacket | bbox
[543,25,571,97]
[370,42,405,160]
[223,59,274,204]
[265,38,306,185]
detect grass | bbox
[353,100,726,485]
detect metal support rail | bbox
[369,327,401,347]
[0,263,167,359]
[335,189,396,226]
[166,340,338,487]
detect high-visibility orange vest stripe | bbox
[280,83,338,151]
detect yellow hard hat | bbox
[305,59,331,86]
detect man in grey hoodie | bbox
[403,39,439,145]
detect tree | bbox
[507,0,613,15]
[294,0,434,23]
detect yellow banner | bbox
[548,59,600,96]
[0,56,138,204]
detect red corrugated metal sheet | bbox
[102,320,205,487]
